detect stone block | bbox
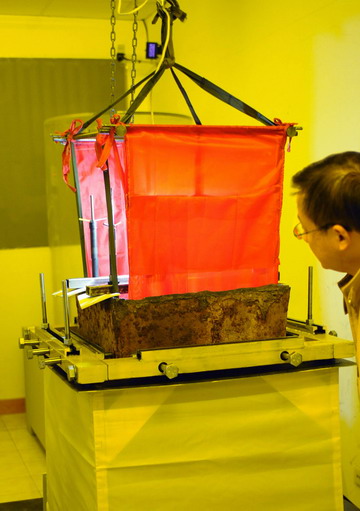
[76,284,290,358]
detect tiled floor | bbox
[0,413,46,504]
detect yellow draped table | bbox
[44,365,343,510]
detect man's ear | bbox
[332,224,351,249]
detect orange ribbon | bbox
[273,118,298,152]
[95,114,125,170]
[56,119,83,192]
[95,115,128,197]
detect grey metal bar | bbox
[67,276,129,289]
[62,280,72,346]
[89,195,99,277]
[103,167,119,293]
[39,273,48,329]
[71,142,88,278]
[306,266,313,325]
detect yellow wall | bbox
[0,16,110,58]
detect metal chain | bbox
[130,0,139,109]
[110,0,117,118]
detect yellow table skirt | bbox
[44,366,342,510]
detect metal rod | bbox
[67,276,129,288]
[71,142,88,277]
[39,273,48,328]
[103,165,119,293]
[89,195,99,277]
[62,280,72,346]
[306,266,313,325]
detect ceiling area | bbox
[0,0,158,20]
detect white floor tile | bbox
[0,450,30,479]
[9,428,42,451]
[25,457,47,476]
[0,430,18,454]
[2,412,27,430]
[0,490,41,504]
[31,472,45,495]
[0,413,45,504]
[0,416,7,431]
[20,446,46,464]
[0,429,13,440]
[0,475,41,503]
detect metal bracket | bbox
[159,362,179,379]
[280,350,303,367]
[19,337,40,349]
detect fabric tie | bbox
[56,119,83,192]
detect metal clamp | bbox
[26,347,50,360]
[280,351,303,367]
[39,273,49,329]
[38,356,62,369]
[62,280,72,346]
[65,364,77,382]
[159,362,179,380]
[19,337,40,349]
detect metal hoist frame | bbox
[78,0,302,136]
[130,0,139,108]
[109,0,139,119]
[109,0,117,117]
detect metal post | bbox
[306,266,313,325]
[103,165,119,293]
[62,280,72,346]
[39,273,49,329]
[89,195,99,277]
[71,142,88,277]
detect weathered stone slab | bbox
[76,284,290,358]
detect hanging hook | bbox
[152,0,187,69]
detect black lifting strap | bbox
[79,70,157,134]
[173,63,276,127]
[121,65,167,124]
[170,68,202,125]
[78,1,275,132]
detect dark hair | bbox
[292,151,360,232]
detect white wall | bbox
[0,248,54,399]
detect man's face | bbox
[296,194,344,272]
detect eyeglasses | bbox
[293,222,332,239]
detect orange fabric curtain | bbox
[72,125,288,300]
[124,125,288,299]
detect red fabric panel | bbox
[72,140,128,279]
[124,125,287,299]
